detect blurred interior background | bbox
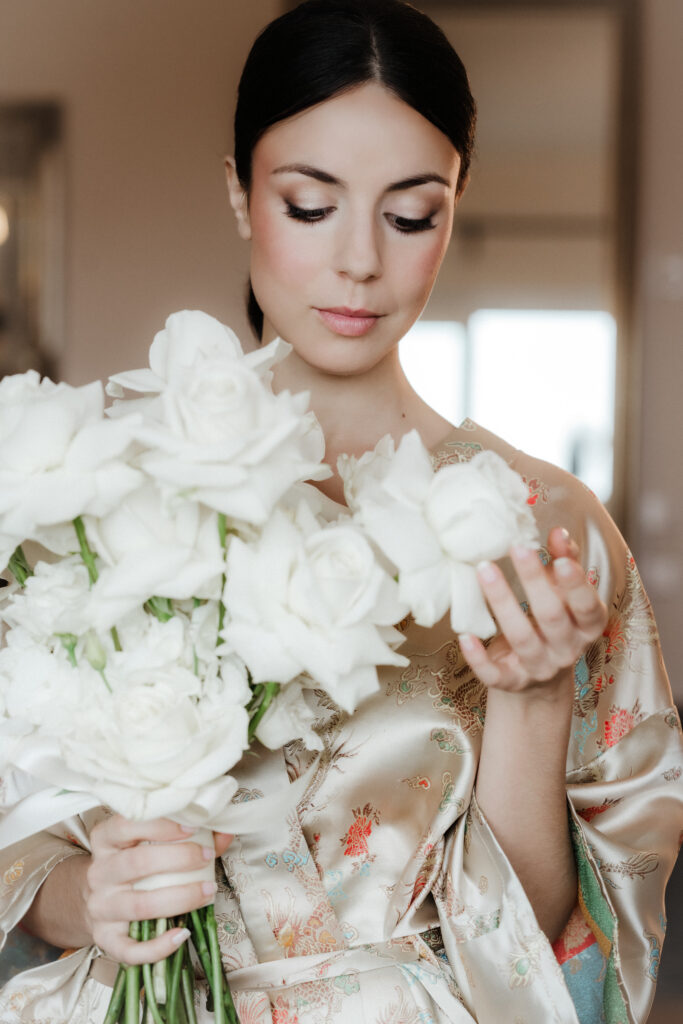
[0,0,681,1018]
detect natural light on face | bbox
[399,310,616,501]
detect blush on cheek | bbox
[252,216,320,289]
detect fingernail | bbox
[459,633,476,652]
[179,825,196,835]
[559,528,570,542]
[171,928,191,947]
[554,557,574,578]
[202,846,214,861]
[511,544,536,561]
[202,881,217,897]
[477,561,497,583]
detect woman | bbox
[1,1,681,1022]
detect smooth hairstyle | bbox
[233,0,477,339]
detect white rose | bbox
[344,430,539,638]
[1,556,93,639]
[222,502,408,715]
[0,371,142,569]
[52,618,251,820]
[255,680,323,752]
[107,311,331,524]
[85,483,226,629]
[0,627,93,735]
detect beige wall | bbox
[632,0,683,700]
[0,0,279,382]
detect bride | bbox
[2,2,681,1022]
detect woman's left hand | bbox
[459,526,608,693]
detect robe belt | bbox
[89,936,431,990]
[89,932,467,1019]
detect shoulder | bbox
[434,419,630,596]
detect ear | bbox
[454,172,470,208]
[225,156,252,240]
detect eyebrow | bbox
[271,163,451,192]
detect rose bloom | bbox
[341,430,539,638]
[107,310,330,525]
[222,500,408,714]
[0,371,141,569]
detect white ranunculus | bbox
[84,483,226,629]
[342,430,539,638]
[222,501,408,714]
[0,371,142,570]
[0,556,93,639]
[255,680,323,752]
[106,311,331,524]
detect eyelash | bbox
[284,201,436,234]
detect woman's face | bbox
[228,82,462,376]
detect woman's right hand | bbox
[85,815,233,965]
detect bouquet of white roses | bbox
[0,310,538,1023]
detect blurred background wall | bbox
[0,0,681,1018]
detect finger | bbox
[92,816,195,852]
[89,879,217,924]
[214,832,234,857]
[476,559,550,669]
[547,526,579,561]
[553,557,608,637]
[509,545,578,661]
[459,633,529,690]
[94,923,191,966]
[96,837,215,888]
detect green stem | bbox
[205,904,227,1024]
[103,965,126,1024]
[189,910,213,990]
[167,918,186,1024]
[56,632,78,666]
[125,921,141,1024]
[248,681,281,742]
[144,595,175,622]
[8,544,33,586]
[181,946,198,1024]
[153,919,168,1005]
[111,625,123,651]
[73,515,98,585]
[141,962,165,1024]
[216,513,229,648]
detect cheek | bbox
[397,234,449,299]
[250,206,321,290]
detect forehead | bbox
[252,81,460,189]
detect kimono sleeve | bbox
[0,818,91,952]
[435,462,683,1024]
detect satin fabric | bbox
[1,420,681,1023]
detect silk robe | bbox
[1,420,681,1024]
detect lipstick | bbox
[315,307,381,337]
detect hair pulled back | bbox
[233,0,477,339]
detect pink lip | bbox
[315,307,382,337]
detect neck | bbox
[265,324,456,503]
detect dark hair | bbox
[233,0,477,339]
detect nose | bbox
[334,208,382,282]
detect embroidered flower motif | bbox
[2,858,23,885]
[340,803,380,864]
[401,775,431,790]
[522,476,550,506]
[601,699,645,749]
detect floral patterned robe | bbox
[1,420,681,1024]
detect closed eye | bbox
[386,213,436,234]
[285,201,334,223]
[284,201,436,234]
